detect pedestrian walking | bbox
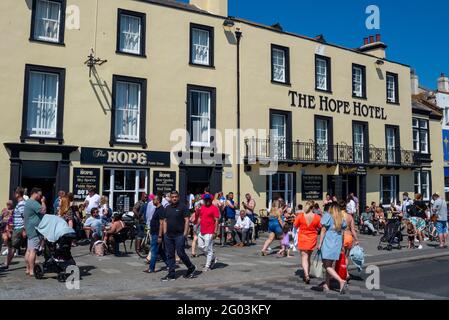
[160,191,196,281]
[432,193,448,249]
[198,194,220,272]
[261,200,284,256]
[294,201,321,284]
[318,204,348,294]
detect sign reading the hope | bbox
[288,91,388,120]
[80,147,170,167]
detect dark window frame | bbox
[266,171,297,208]
[352,64,367,99]
[414,170,432,201]
[189,23,215,68]
[30,0,66,46]
[412,117,431,155]
[271,44,291,85]
[314,115,334,162]
[352,120,369,163]
[110,75,148,148]
[269,109,293,159]
[186,84,217,148]
[315,54,332,93]
[116,8,147,57]
[386,72,400,105]
[21,64,66,144]
[385,124,401,164]
[380,175,400,206]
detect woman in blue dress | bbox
[318,204,348,294]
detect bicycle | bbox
[136,226,151,258]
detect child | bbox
[406,220,416,249]
[278,224,293,258]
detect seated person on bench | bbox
[361,206,377,235]
[233,210,254,247]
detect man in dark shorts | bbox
[160,191,196,282]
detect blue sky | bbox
[181,0,449,89]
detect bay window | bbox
[21,64,65,142]
[190,24,214,67]
[30,0,66,44]
[111,75,147,147]
[117,9,146,56]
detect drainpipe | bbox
[235,29,242,204]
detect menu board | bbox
[153,171,177,195]
[72,168,100,201]
[301,175,323,201]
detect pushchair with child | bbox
[377,218,403,251]
[34,215,77,282]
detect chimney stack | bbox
[358,34,387,59]
[189,0,228,16]
[411,70,419,95]
[438,73,449,93]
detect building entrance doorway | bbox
[186,167,212,195]
[342,175,358,201]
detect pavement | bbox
[1,231,448,300]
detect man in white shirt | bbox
[84,187,101,215]
[401,193,414,219]
[145,194,156,227]
[187,192,195,211]
[346,196,356,215]
[162,193,170,208]
[232,210,254,247]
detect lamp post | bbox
[223,18,243,204]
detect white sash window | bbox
[27,71,59,138]
[34,0,61,42]
[272,48,286,83]
[387,74,397,103]
[353,66,363,97]
[119,14,142,54]
[353,123,365,163]
[115,81,141,143]
[381,175,398,206]
[192,28,210,65]
[190,90,211,147]
[316,119,329,161]
[316,57,328,91]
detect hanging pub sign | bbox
[339,165,367,176]
[81,147,170,167]
[301,175,323,201]
[153,171,177,195]
[72,168,100,201]
[288,90,388,120]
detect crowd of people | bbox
[1,185,448,292]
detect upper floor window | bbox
[352,64,366,98]
[21,64,65,142]
[386,72,399,104]
[315,55,331,92]
[187,85,216,147]
[190,24,214,67]
[271,45,290,84]
[30,0,66,44]
[111,75,147,147]
[412,118,429,154]
[117,9,146,56]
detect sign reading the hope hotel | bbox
[288,91,388,120]
[80,147,170,167]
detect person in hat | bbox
[432,192,448,249]
[198,193,220,272]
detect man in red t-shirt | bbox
[198,194,220,272]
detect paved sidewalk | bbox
[0,232,447,300]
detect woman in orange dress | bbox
[294,201,322,284]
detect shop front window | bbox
[380,175,399,206]
[266,172,295,208]
[103,168,147,211]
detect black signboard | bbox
[80,147,170,167]
[153,171,177,195]
[72,168,100,201]
[339,165,367,176]
[302,175,323,201]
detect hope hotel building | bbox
[0,0,443,211]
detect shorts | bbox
[11,228,25,249]
[136,224,145,240]
[410,217,426,232]
[27,236,40,251]
[268,219,282,236]
[436,221,448,235]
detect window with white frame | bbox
[191,25,213,66]
[103,169,147,211]
[316,56,330,91]
[315,118,329,161]
[412,118,429,154]
[26,71,59,138]
[32,0,63,43]
[189,89,211,147]
[114,81,141,143]
[118,10,145,55]
[386,73,399,103]
[272,48,286,83]
[352,65,365,98]
[380,175,399,206]
[267,172,295,209]
[414,171,430,201]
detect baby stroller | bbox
[377,218,403,251]
[34,215,77,282]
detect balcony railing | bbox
[244,138,420,168]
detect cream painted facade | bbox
[0,0,444,212]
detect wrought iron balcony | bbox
[244,138,421,168]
